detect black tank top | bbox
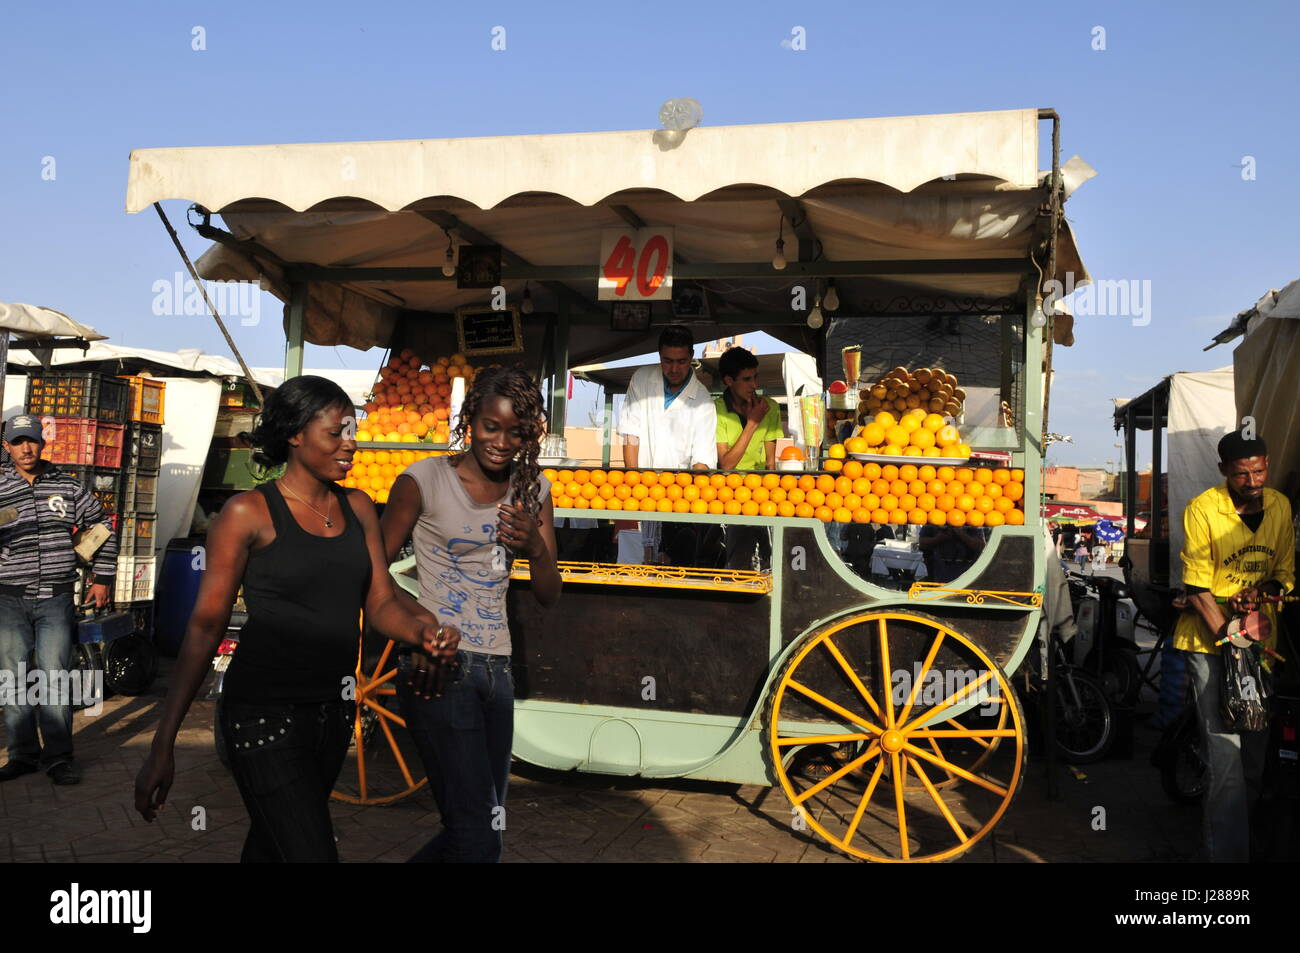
[222,481,371,704]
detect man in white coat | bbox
[620,324,717,471]
[619,325,718,563]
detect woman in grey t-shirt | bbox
[382,366,561,862]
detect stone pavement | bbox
[0,660,1202,863]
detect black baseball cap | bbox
[3,414,43,444]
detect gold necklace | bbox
[278,479,334,528]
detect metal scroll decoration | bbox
[511,560,773,595]
[907,581,1042,609]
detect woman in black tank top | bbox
[134,377,457,862]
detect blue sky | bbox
[2,0,1296,469]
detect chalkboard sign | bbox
[455,304,524,356]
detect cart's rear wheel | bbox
[331,638,427,806]
[767,610,1024,862]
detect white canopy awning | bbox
[127,109,1043,214]
[126,108,1092,363]
[0,303,106,342]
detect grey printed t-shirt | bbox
[405,456,549,656]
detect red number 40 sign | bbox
[598,228,673,301]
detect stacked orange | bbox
[831,409,972,461]
[542,465,1026,527]
[355,348,478,445]
[340,447,442,504]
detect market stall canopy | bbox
[6,342,378,407]
[0,303,106,343]
[1222,277,1300,496]
[1044,503,1110,524]
[125,108,1091,365]
[1114,366,1234,560]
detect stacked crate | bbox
[25,371,134,601]
[114,377,165,609]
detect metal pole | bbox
[549,298,570,436]
[0,333,8,420]
[152,203,265,407]
[602,390,614,468]
[286,282,307,379]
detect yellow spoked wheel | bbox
[331,639,427,806]
[767,611,1024,862]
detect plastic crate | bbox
[60,464,123,515]
[124,423,163,470]
[26,372,130,423]
[119,376,166,425]
[44,418,126,467]
[120,466,160,513]
[220,378,261,410]
[114,556,156,602]
[77,610,135,644]
[119,512,157,559]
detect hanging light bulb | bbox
[441,243,456,278]
[772,237,787,271]
[807,297,824,329]
[823,279,840,312]
[772,215,787,270]
[521,283,534,314]
[1030,295,1047,328]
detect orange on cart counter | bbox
[542,465,1025,527]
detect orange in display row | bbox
[543,466,1026,527]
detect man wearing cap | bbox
[1176,431,1294,861]
[0,414,119,785]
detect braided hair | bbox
[451,366,548,515]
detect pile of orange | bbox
[355,348,476,445]
[825,409,971,467]
[340,447,443,504]
[542,465,1026,527]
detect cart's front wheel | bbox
[331,639,427,806]
[767,611,1025,862]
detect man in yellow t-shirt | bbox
[714,346,782,569]
[1175,431,1294,862]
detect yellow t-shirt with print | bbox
[1173,483,1295,654]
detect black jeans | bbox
[219,698,354,863]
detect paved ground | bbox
[0,647,1214,863]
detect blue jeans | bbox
[397,650,514,863]
[219,698,354,863]
[1185,650,1268,862]
[0,592,75,769]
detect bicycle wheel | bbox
[1095,647,1142,707]
[102,634,158,696]
[1054,666,1114,764]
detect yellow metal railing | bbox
[511,560,773,594]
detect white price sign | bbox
[598,228,673,301]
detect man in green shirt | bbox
[715,347,783,569]
[714,347,782,471]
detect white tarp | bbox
[7,342,275,385]
[1167,367,1236,566]
[154,378,222,552]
